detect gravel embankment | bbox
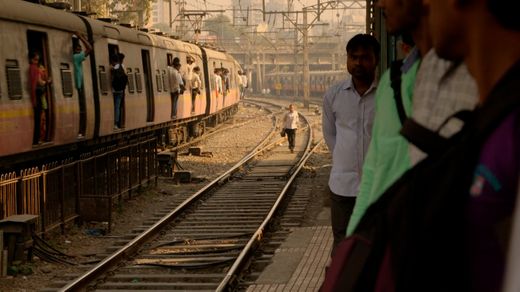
[0,102,295,291]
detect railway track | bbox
[41,101,318,291]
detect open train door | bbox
[27,30,54,144]
[200,47,211,116]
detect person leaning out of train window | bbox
[29,51,52,144]
[191,66,202,113]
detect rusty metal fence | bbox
[0,138,157,235]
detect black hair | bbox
[401,33,415,47]
[487,0,520,31]
[29,51,40,60]
[118,53,125,61]
[346,34,381,60]
[110,54,119,63]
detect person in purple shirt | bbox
[428,0,520,290]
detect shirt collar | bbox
[344,76,378,96]
[402,47,420,73]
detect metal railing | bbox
[0,138,158,235]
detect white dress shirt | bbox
[283,111,299,129]
[322,77,377,197]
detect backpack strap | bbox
[390,60,407,124]
[400,110,474,155]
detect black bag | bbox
[112,66,128,91]
[280,128,286,137]
[322,62,520,292]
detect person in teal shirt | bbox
[346,51,419,235]
[73,32,92,137]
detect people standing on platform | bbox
[322,34,379,254]
[168,57,183,118]
[191,66,202,113]
[283,104,299,153]
[346,0,478,236]
[426,0,520,290]
[72,32,92,137]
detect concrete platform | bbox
[246,224,332,292]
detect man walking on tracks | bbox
[322,34,379,254]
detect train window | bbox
[162,70,168,92]
[135,68,143,93]
[155,70,162,92]
[6,60,22,100]
[126,68,135,93]
[60,63,73,97]
[98,66,109,95]
[167,54,173,66]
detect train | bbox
[0,0,242,169]
[264,70,346,98]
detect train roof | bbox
[265,70,346,76]
[0,1,234,60]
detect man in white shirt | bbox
[214,68,223,108]
[169,57,184,118]
[282,104,299,153]
[240,71,248,99]
[322,34,379,254]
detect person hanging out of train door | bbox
[183,55,195,93]
[72,32,92,137]
[168,57,183,118]
[117,53,127,128]
[213,68,223,109]
[240,71,248,99]
[222,68,230,106]
[191,66,202,113]
[110,54,128,130]
[29,51,51,144]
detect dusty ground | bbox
[0,98,330,292]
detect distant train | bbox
[0,1,241,168]
[265,70,346,97]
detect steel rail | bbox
[216,113,320,291]
[58,102,282,291]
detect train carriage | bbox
[0,0,241,169]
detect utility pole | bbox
[293,23,298,101]
[72,0,81,11]
[302,8,310,109]
[168,0,173,30]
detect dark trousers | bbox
[171,91,179,118]
[330,191,356,255]
[33,103,41,144]
[285,128,296,150]
[191,89,198,112]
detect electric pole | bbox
[302,7,309,109]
